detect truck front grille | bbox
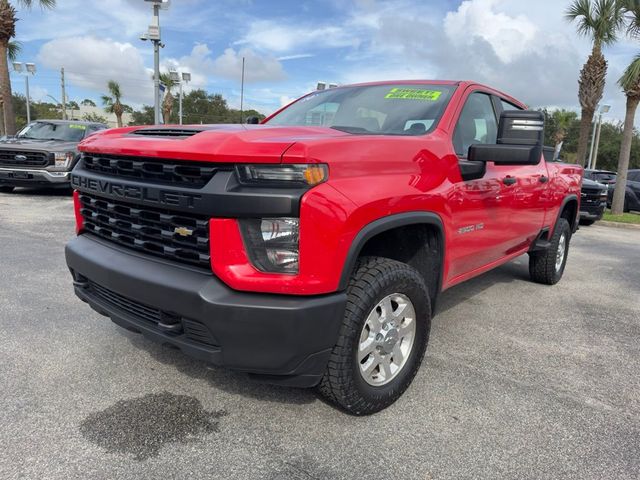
[0,149,50,167]
[581,189,605,205]
[78,192,211,269]
[81,153,224,188]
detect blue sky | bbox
[10,0,640,120]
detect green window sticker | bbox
[385,88,443,101]
[69,124,87,130]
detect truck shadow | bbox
[7,187,72,197]
[123,332,318,406]
[435,259,530,316]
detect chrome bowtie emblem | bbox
[14,154,27,162]
[174,226,194,237]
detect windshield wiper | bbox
[329,125,372,134]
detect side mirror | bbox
[468,110,544,165]
[246,116,260,124]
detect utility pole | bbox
[240,56,245,124]
[61,67,67,120]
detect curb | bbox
[598,220,640,230]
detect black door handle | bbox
[539,175,549,183]
[502,177,517,186]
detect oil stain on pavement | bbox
[79,391,227,460]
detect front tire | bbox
[529,218,571,285]
[318,257,431,415]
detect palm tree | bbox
[551,109,578,151]
[611,55,640,213]
[566,0,625,167]
[0,0,56,135]
[101,80,125,128]
[612,0,640,214]
[159,72,178,124]
[0,40,19,135]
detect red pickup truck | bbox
[66,81,582,414]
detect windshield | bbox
[592,172,616,182]
[18,122,88,142]
[266,84,455,136]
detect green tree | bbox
[566,0,625,166]
[82,112,108,124]
[612,1,640,213]
[81,98,96,107]
[101,80,125,128]
[159,72,178,124]
[0,0,56,136]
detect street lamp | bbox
[588,104,611,170]
[140,0,170,125]
[13,61,36,124]
[169,70,190,125]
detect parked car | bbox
[579,178,608,225]
[0,120,107,192]
[65,81,582,414]
[584,168,616,186]
[604,168,640,212]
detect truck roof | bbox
[30,119,108,127]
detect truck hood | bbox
[0,138,78,152]
[78,124,350,163]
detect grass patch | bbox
[602,210,640,224]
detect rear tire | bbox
[317,257,431,415]
[0,186,14,193]
[529,218,571,285]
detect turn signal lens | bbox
[236,164,328,187]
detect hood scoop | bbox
[129,128,205,139]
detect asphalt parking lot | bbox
[0,189,639,480]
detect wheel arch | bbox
[558,194,579,233]
[338,212,445,304]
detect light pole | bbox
[169,70,190,125]
[588,104,610,170]
[591,104,610,170]
[13,62,36,125]
[140,0,170,125]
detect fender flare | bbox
[558,194,579,233]
[338,211,445,292]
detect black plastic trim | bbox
[66,235,347,386]
[558,194,579,233]
[70,163,308,218]
[338,212,445,291]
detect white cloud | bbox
[444,0,538,63]
[170,43,286,83]
[237,20,358,52]
[37,36,153,104]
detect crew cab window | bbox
[266,84,455,136]
[453,93,498,157]
[500,99,522,111]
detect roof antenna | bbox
[240,56,245,124]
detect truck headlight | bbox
[239,217,300,273]
[54,152,75,169]
[236,164,327,186]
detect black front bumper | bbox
[580,201,606,221]
[0,168,71,187]
[66,235,346,387]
